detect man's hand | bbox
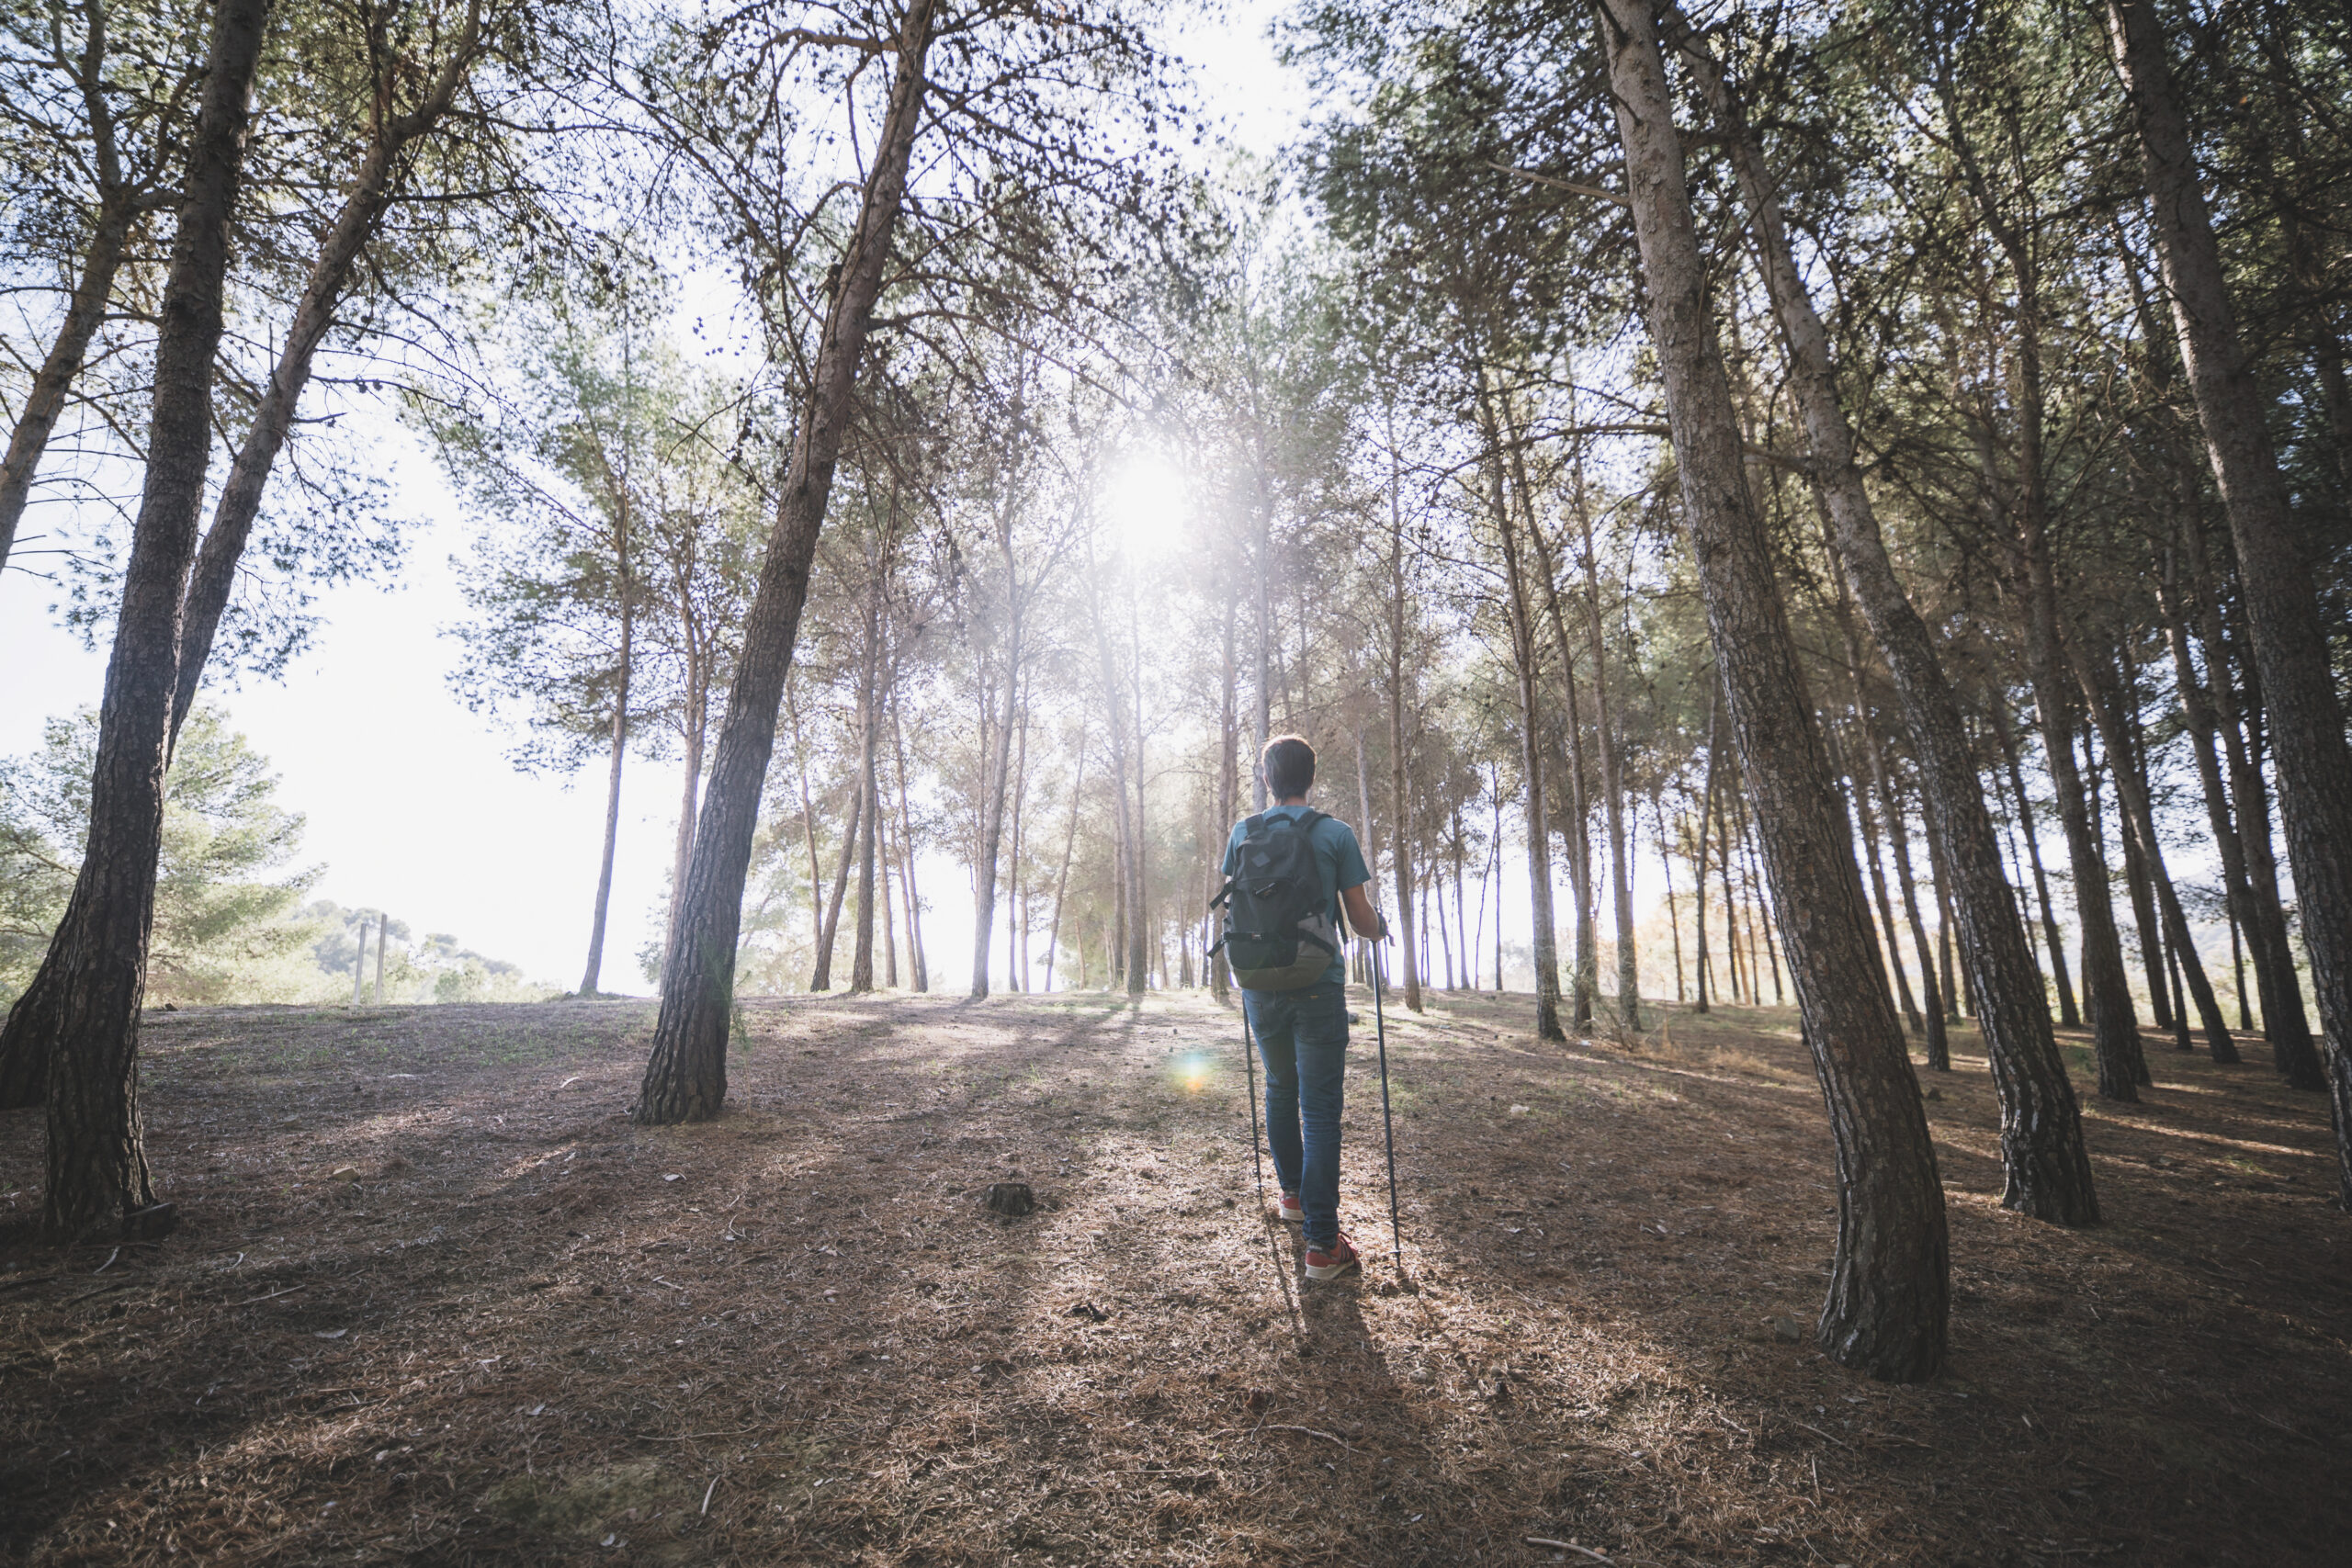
[1341,884,1385,941]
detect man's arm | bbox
[1340,882,1386,940]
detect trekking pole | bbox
[1370,935,1404,1275]
[1238,997,1268,1210]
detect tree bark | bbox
[633,0,935,1122]
[1599,0,1947,1378]
[0,0,273,1238]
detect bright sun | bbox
[1100,452,1189,562]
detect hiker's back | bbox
[1215,807,1359,990]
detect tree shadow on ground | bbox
[2,991,2343,1565]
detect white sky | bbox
[0,2,1327,998]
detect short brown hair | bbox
[1261,734,1316,800]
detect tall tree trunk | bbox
[1125,582,1149,998]
[1841,719,1921,1033]
[971,485,1024,999]
[1736,797,1785,1004]
[2111,0,2352,1168]
[661,660,708,981]
[1600,0,1947,1377]
[1489,421,1566,1043]
[1084,536,1141,998]
[1355,725,1382,996]
[2159,542,2275,1036]
[1214,588,1238,1000]
[889,694,927,992]
[2077,648,2237,1059]
[1716,773,1743,1003]
[1694,681,1719,1013]
[1881,753,1950,1072]
[1386,420,1423,1010]
[634,0,936,1122]
[1671,11,2090,1214]
[1044,756,1082,992]
[1576,485,1640,1026]
[1453,804,1471,992]
[1930,28,2142,1100]
[1007,690,1029,992]
[1516,437,1597,1027]
[851,594,880,996]
[1989,700,2080,1027]
[0,0,272,1235]
[881,811,899,988]
[582,584,632,998]
[1655,792,1686,1003]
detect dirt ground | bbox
[2,987,2346,1566]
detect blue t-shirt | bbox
[1221,805,1373,987]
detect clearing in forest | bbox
[2,989,2343,1566]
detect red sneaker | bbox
[1273,1192,1304,1226]
[1304,1233,1361,1282]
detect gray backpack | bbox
[1209,809,1340,990]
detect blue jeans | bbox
[1243,982,1349,1247]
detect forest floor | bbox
[1,987,2346,1567]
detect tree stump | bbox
[981,1181,1035,1217]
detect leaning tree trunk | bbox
[1668,11,2094,1220]
[0,191,139,576]
[582,586,632,996]
[2,1,483,1101]
[2108,0,2352,1195]
[809,783,861,992]
[0,0,273,1239]
[168,4,483,748]
[1600,0,1947,1378]
[633,0,936,1123]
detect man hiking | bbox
[1214,734,1388,1281]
